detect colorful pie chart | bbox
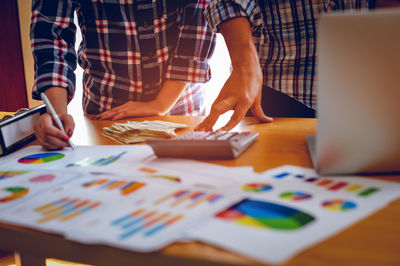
[280,191,312,201]
[0,170,29,180]
[242,183,273,193]
[217,199,315,230]
[18,153,65,164]
[321,199,357,212]
[0,187,29,203]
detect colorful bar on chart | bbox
[273,172,290,179]
[358,187,380,197]
[35,198,101,224]
[144,214,184,237]
[305,177,319,183]
[345,184,363,192]
[107,181,127,190]
[170,191,203,207]
[121,182,146,195]
[121,210,158,230]
[111,209,145,226]
[328,182,348,191]
[154,190,189,205]
[187,193,222,209]
[66,151,127,167]
[83,179,108,188]
[316,179,333,186]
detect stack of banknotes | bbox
[102,120,189,144]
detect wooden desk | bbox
[1,114,399,266]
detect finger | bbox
[44,132,70,148]
[218,104,249,132]
[39,134,66,150]
[195,103,228,131]
[111,112,128,121]
[251,103,273,123]
[96,111,115,120]
[61,115,75,137]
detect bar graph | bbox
[82,179,146,196]
[271,171,380,197]
[34,197,101,224]
[111,208,184,240]
[66,151,127,167]
[154,189,223,208]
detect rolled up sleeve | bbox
[165,0,216,84]
[31,0,77,102]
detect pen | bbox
[40,92,75,150]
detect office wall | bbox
[0,0,28,111]
[17,0,40,108]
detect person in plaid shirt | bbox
[196,0,372,132]
[31,0,215,150]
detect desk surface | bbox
[1,114,400,266]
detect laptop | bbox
[308,8,400,175]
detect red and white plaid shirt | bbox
[205,0,370,109]
[31,0,216,115]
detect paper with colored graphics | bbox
[186,165,400,264]
[0,171,239,251]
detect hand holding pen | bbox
[34,92,75,150]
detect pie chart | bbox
[0,187,29,203]
[18,153,65,164]
[280,191,312,201]
[217,199,315,230]
[0,170,29,180]
[242,183,273,193]
[322,199,357,211]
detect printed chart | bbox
[34,197,101,224]
[66,152,127,167]
[111,208,184,240]
[154,189,223,209]
[271,169,380,197]
[0,187,29,203]
[321,199,357,212]
[217,199,315,230]
[82,179,146,196]
[242,183,273,193]
[18,153,65,164]
[0,170,29,180]
[280,191,312,202]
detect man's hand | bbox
[34,112,75,150]
[34,87,73,150]
[195,17,273,131]
[95,101,163,120]
[96,80,188,120]
[196,64,272,131]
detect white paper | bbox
[0,145,155,175]
[186,165,400,264]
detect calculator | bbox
[146,131,259,159]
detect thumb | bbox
[251,102,273,123]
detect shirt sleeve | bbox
[326,0,371,11]
[30,0,77,102]
[165,0,216,83]
[204,0,264,33]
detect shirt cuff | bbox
[205,0,263,33]
[32,65,75,102]
[165,56,211,83]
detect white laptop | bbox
[308,8,400,175]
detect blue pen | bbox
[40,92,75,150]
